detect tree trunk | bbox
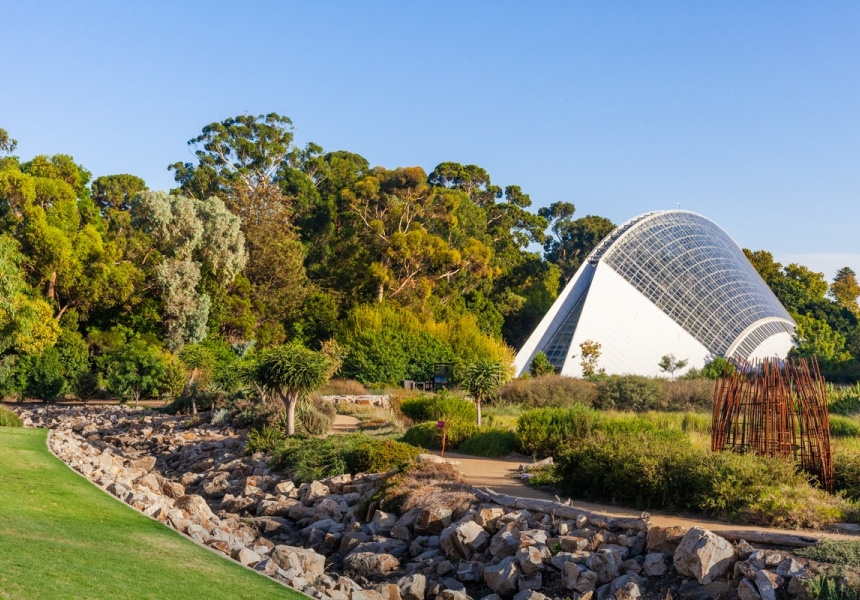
[476,398,482,427]
[283,392,297,435]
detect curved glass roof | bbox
[599,211,794,357]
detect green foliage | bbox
[516,405,662,458]
[500,374,597,408]
[295,401,333,435]
[102,339,170,404]
[553,430,851,527]
[20,347,65,402]
[829,383,860,415]
[796,541,860,567]
[401,420,479,450]
[253,341,334,422]
[346,439,419,473]
[399,392,477,424]
[804,572,860,600]
[457,429,519,457]
[0,405,22,427]
[529,352,555,377]
[594,375,666,411]
[834,448,860,501]
[831,415,860,438]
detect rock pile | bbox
[15,405,819,600]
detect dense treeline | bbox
[0,114,858,402]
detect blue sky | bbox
[3,2,858,278]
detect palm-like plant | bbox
[464,359,509,427]
[253,342,334,434]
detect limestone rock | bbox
[483,556,522,599]
[753,569,784,600]
[642,553,668,577]
[417,507,452,535]
[344,553,400,578]
[562,563,598,594]
[646,526,688,554]
[175,495,216,522]
[738,579,761,600]
[397,574,426,600]
[233,546,262,566]
[673,527,736,585]
[272,544,327,578]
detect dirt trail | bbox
[330,414,360,434]
[434,450,859,542]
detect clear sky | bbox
[3,2,858,278]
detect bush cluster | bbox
[834,447,860,501]
[456,429,519,457]
[553,430,852,527]
[499,375,597,408]
[0,406,23,427]
[399,392,476,424]
[516,405,664,458]
[499,374,714,413]
[402,420,478,450]
[252,432,418,482]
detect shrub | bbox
[529,352,556,377]
[295,401,332,435]
[20,348,66,402]
[401,420,479,450]
[457,429,520,458]
[499,375,597,408]
[346,439,419,473]
[662,379,716,411]
[399,392,476,424]
[594,375,665,411]
[246,424,287,453]
[834,447,860,501]
[319,379,369,396]
[830,415,860,437]
[0,406,23,427]
[210,408,230,426]
[516,405,660,458]
[551,430,852,527]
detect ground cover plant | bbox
[0,427,299,600]
[247,429,419,482]
[0,405,22,427]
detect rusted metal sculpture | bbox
[711,357,833,492]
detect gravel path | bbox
[436,450,859,542]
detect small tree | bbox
[464,359,508,426]
[104,340,168,405]
[658,354,688,379]
[253,342,333,435]
[579,340,602,378]
[178,343,215,415]
[529,352,555,377]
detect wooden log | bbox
[710,529,819,548]
[519,457,554,472]
[479,488,650,532]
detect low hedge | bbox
[552,430,853,527]
[516,405,662,458]
[457,429,519,458]
[401,420,479,450]
[0,406,22,427]
[250,432,419,482]
[399,392,476,424]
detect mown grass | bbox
[0,427,302,600]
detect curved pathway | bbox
[434,450,858,543]
[329,414,360,434]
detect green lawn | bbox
[0,427,304,600]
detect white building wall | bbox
[514,261,596,376]
[561,264,711,377]
[746,332,795,361]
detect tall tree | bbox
[540,202,615,287]
[831,267,860,314]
